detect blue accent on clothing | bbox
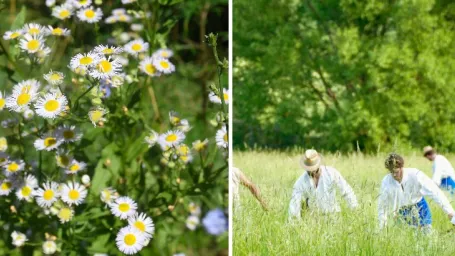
[398,197,432,226]
[441,176,455,194]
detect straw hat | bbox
[423,146,434,156]
[300,149,321,172]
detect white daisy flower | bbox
[56,125,82,143]
[112,8,126,15]
[158,130,185,149]
[34,92,68,119]
[4,160,25,176]
[145,130,159,147]
[116,226,145,255]
[121,0,137,4]
[36,46,52,60]
[128,212,155,239]
[90,57,122,79]
[101,187,118,204]
[94,45,123,55]
[88,107,107,126]
[34,182,60,208]
[186,215,200,230]
[0,137,6,151]
[153,57,175,74]
[33,133,64,151]
[177,119,191,132]
[16,174,38,201]
[77,7,103,23]
[130,23,144,31]
[139,57,161,77]
[45,26,71,37]
[3,29,23,40]
[43,70,65,85]
[0,152,9,166]
[116,13,132,23]
[169,111,181,126]
[215,125,228,149]
[70,52,101,70]
[57,207,74,223]
[61,181,87,206]
[189,202,201,216]
[65,160,87,174]
[0,91,5,111]
[105,16,118,24]
[153,48,173,59]
[19,34,44,53]
[52,4,73,20]
[0,179,13,196]
[11,231,27,247]
[42,240,57,255]
[124,39,149,56]
[110,196,137,219]
[23,23,44,36]
[71,0,92,8]
[209,88,229,105]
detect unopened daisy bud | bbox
[10,205,17,214]
[186,215,200,230]
[82,175,90,185]
[23,109,34,120]
[104,159,111,167]
[168,205,174,211]
[44,209,51,215]
[122,106,128,113]
[167,162,175,168]
[176,178,181,184]
[95,0,103,5]
[0,137,7,152]
[50,207,59,215]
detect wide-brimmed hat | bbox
[423,146,434,156]
[300,149,321,172]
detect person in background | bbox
[378,153,455,231]
[423,146,455,194]
[288,149,358,220]
[232,167,268,211]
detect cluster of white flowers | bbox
[99,187,154,254]
[51,0,103,23]
[3,23,70,63]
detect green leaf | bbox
[90,161,112,195]
[88,233,111,253]
[11,6,26,30]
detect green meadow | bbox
[233,151,455,256]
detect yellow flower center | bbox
[160,61,169,69]
[21,186,32,197]
[44,137,57,147]
[1,182,11,191]
[17,93,31,106]
[224,93,228,101]
[124,234,136,246]
[179,145,189,155]
[85,9,95,19]
[90,110,103,122]
[10,32,20,38]
[145,64,156,74]
[223,134,227,142]
[52,28,63,35]
[165,134,177,142]
[27,39,40,51]
[50,73,62,81]
[119,203,130,212]
[103,190,111,201]
[59,207,73,221]
[8,162,19,172]
[0,98,4,108]
[57,155,70,167]
[79,56,93,65]
[68,189,80,200]
[134,221,146,232]
[63,130,75,139]
[131,43,142,52]
[43,190,54,200]
[29,28,40,35]
[98,60,113,73]
[44,99,60,112]
[59,10,70,19]
[119,15,128,22]
[102,48,114,54]
[161,52,169,57]
[70,164,80,172]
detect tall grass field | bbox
[233,151,455,255]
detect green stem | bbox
[73,84,96,110]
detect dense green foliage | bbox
[234,151,455,255]
[234,0,455,152]
[0,0,228,255]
